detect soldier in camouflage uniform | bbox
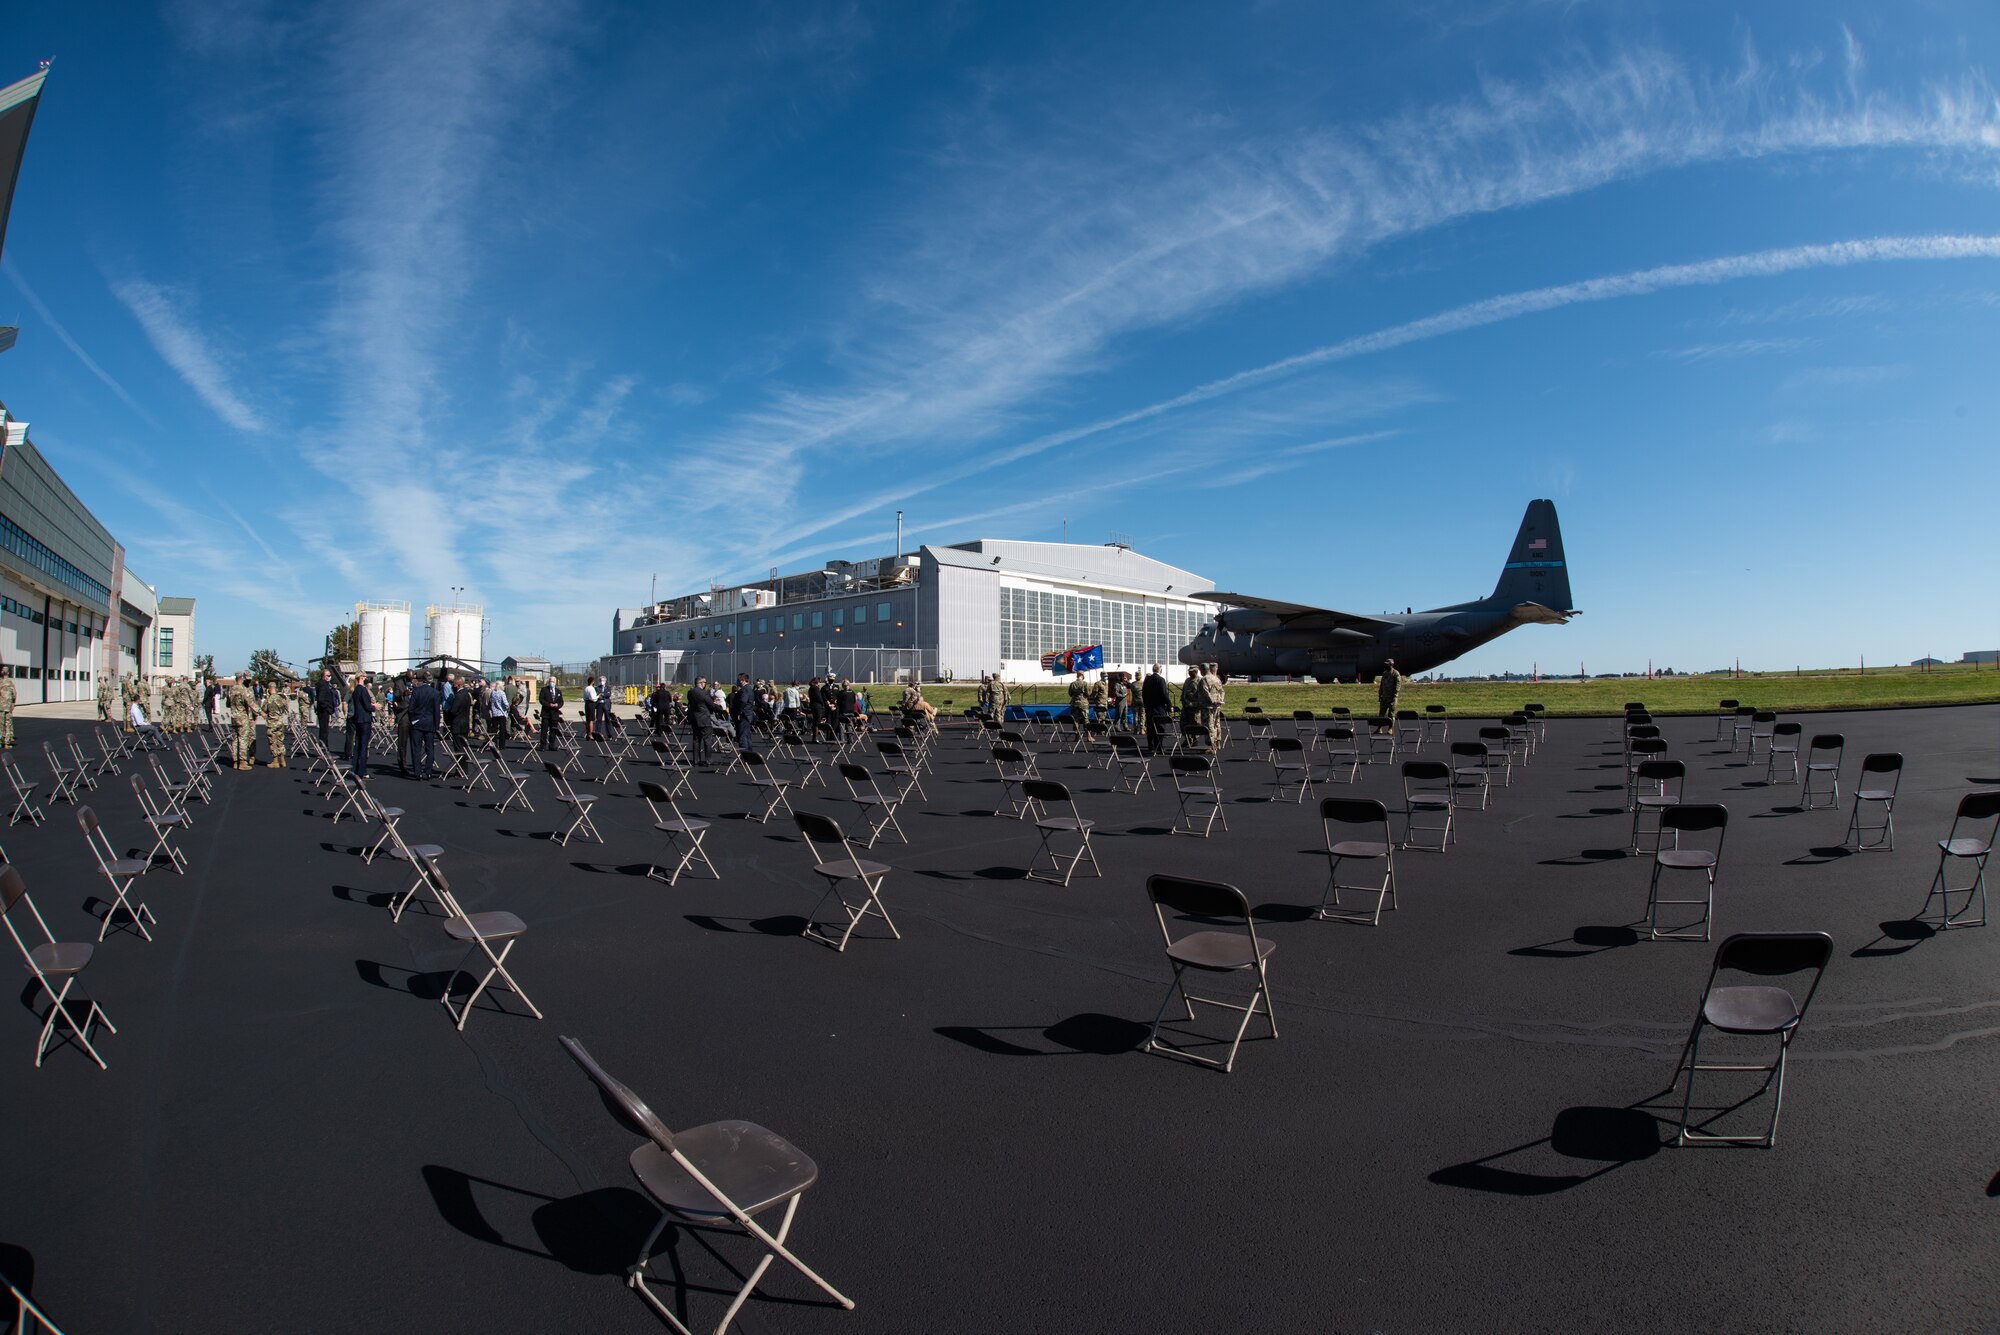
[1179,666,1205,740]
[260,683,292,768]
[989,674,1008,727]
[96,671,115,724]
[1203,663,1227,753]
[0,670,13,749]
[1066,673,1089,732]
[1085,675,1108,723]
[1376,658,1403,721]
[225,676,258,769]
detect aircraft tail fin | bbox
[1490,499,1573,613]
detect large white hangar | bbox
[606,538,1214,685]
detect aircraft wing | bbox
[1195,590,1400,632]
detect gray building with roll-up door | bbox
[0,398,188,702]
[606,538,1213,685]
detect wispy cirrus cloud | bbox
[3,261,157,425]
[1780,363,1910,390]
[1712,293,1893,325]
[110,277,266,432]
[236,28,2000,659]
[1655,337,1815,361]
[672,46,2000,578]
[298,0,580,600]
[749,233,2000,575]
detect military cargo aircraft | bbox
[1179,499,1576,683]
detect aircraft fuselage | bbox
[1175,498,1577,683]
[1178,601,1529,683]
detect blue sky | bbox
[3,0,1997,675]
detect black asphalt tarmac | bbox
[3,704,1998,1333]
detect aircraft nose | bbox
[1176,643,1199,666]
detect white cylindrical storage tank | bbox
[425,604,484,668]
[355,600,411,675]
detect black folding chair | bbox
[1645,804,1727,942]
[558,1036,855,1334]
[1918,791,2000,931]
[1143,875,1277,1074]
[1801,734,1845,810]
[836,759,908,843]
[1319,797,1397,924]
[1673,933,1831,1147]
[793,811,898,953]
[739,751,796,825]
[1845,753,1902,850]
[3,865,117,1069]
[1400,761,1454,852]
[1268,736,1313,804]
[639,781,718,886]
[1630,759,1685,854]
[543,761,604,845]
[989,746,1042,818]
[432,860,541,1032]
[1020,779,1100,886]
[1169,755,1228,837]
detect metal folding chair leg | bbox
[32,973,117,1069]
[95,877,156,943]
[626,1184,854,1335]
[1025,823,1100,886]
[555,801,603,846]
[649,829,719,886]
[1645,865,1715,942]
[804,875,899,952]
[443,936,543,1031]
[1920,849,1989,930]
[1674,1025,1792,1147]
[1144,961,1278,1074]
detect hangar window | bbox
[878,601,892,621]
[811,611,823,629]
[833,608,844,626]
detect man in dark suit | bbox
[730,672,757,751]
[314,670,340,747]
[349,676,377,779]
[446,676,474,752]
[805,677,825,740]
[1141,662,1173,756]
[685,676,714,764]
[408,672,442,779]
[539,678,563,749]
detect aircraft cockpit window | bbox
[1199,620,1217,639]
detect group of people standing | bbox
[974,664,1227,757]
[93,670,204,734]
[649,674,872,765]
[322,670,580,781]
